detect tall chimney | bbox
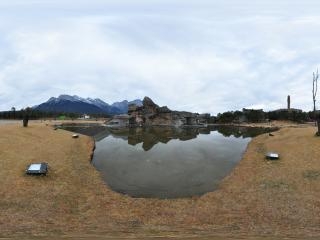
[287,95,291,110]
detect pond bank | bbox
[0,121,320,238]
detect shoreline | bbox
[1,121,320,238]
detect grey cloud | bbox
[0,1,320,114]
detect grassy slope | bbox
[1,122,320,238]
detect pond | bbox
[61,125,277,199]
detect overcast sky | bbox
[0,0,319,114]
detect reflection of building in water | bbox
[128,97,210,127]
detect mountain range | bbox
[34,95,142,115]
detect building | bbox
[79,114,90,119]
[271,95,302,114]
[268,95,304,121]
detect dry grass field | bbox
[1,121,320,239]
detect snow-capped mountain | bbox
[111,99,143,113]
[34,95,142,115]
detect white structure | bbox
[79,114,90,119]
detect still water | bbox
[64,125,273,199]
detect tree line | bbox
[0,109,111,120]
[0,107,314,124]
[210,109,312,124]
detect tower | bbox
[287,95,291,110]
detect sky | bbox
[0,0,320,114]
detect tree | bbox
[11,107,16,119]
[312,69,320,135]
[22,107,31,127]
[313,69,318,126]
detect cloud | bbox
[0,1,320,114]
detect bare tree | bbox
[313,69,320,135]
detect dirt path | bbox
[1,122,320,238]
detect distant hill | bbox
[34,95,142,115]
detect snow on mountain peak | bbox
[41,94,142,114]
[57,94,84,102]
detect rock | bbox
[142,96,158,108]
[129,97,210,127]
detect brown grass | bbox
[1,121,320,238]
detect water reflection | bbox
[88,126,276,198]
[92,126,275,150]
[213,125,279,138]
[110,127,203,151]
[59,124,276,198]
